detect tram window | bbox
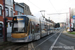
[31,22,32,34]
[12,17,29,33]
[30,22,35,34]
[35,24,40,33]
[29,21,31,34]
[25,26,27,33]
[25,17,29,26]
[13,28,18,32]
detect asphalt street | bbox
[2,29,75,50]
[30,29,75,50]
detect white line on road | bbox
[59,42,67,46]
[34,33,58,49]
[31,43,35,48]
[49,33,62,50]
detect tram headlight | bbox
[26,34,27,36]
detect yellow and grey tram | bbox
[11,15,53,42]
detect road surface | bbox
[2,29,75,50]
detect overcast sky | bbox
[14,0,75,23]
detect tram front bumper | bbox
[11,37,28,42]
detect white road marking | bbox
[34,33,58,49]
[28,44,32,50]
[49,33,61,50]
[31,43,34,48]
[8,49,11,50]
[73,49,75,50]
[59,42,67,46]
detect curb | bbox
[63,31,75,38]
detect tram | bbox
[11,15,53,42]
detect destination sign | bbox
[17,18,23,20]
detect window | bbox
[9,0,11,3]
[0,23,3,37]
[18,11,19,15]
[5,7,9,17]
[0,6,2,15]
[18,12,22,15]
[27,7,29,11]
[20,12,22,15]
[18,12,20,15]
[11,8,13,17]
[15,5,24,13]
[11,0,13,5]
[25,6,26,10]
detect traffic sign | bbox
[73,16,75,19]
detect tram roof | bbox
[14,15,35,17]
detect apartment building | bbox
[0,0,14,37]
[0,0,32,37]
[13,2,24,15]
[20,3,32,15]
[0,0,13,21]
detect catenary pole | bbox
[69,8,71,32]
[3,0,6,42]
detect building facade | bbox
[13,2,24,15]
[0,0,32,38]
[0,0,14,37]
[60,22,66,27]
[20,3,32,15]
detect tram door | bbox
[0,23,3,37]
[31,22,35,40]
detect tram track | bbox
[2,29,62,50]
[30,30,62,50]
[3,43,28,50]
[30,33,58,50]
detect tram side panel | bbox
[41,22,47,37]
[27,21,40,41]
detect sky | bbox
[14,0,75,23]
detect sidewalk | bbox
[0,37,11,46]
[0,37,12,50]
[0,37,3,42]
[63,30,75,38]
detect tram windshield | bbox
[12,16,29,33]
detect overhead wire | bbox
[28,0,46,17]
[28,0,41,10]
[49,0,58,12]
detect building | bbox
[20,3,32,15]
[0,0,13,21]
[13,2,24,15]
[0,0,14,37]
[0,0,32,38]
[60,22,66,27]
